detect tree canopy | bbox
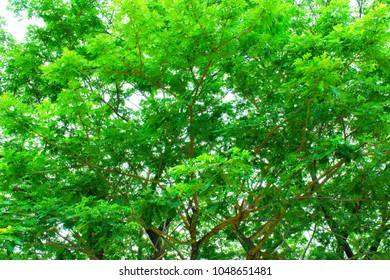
[0,0,389,260]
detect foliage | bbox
[0,0,389,260]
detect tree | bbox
[0,0,389,260]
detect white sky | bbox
[0,0,28,41]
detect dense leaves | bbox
[0,0,389,260]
